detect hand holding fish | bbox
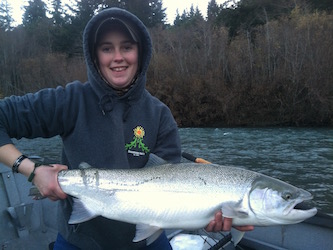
[205,211,254,232]
[33,164,68,201]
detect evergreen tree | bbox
[72,0,100,24]
[22,0,53,55]
[50,0,65,26]
[308,0,333,11]
[102,0,123,9]
[207,0,220,24]
[49,0,73,53]
[59,0,101,56]
[173,5,203,27]
[0,0,13,30]
[22,0,48,26]
[217,0,295,37]
[103,0,166,27]
[173,9,182,26]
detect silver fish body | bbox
[58,155,317,242]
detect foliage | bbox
[23,0,48,26]
[101,0,166,27]
[0,0,13,30]
[0,0,332,126]
[306,0,333,11]
[216,0,296,37]
[148,7,333,126]
[173,5,204,27]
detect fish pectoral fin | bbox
[231,228,245,246]
[133,224,162,243]
[68,198,97,224]
[222,202,249,218]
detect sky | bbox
[9,0,227,25]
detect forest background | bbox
[0,0,332,127]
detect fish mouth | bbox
[288,203,317,221]
[285,190,317,220]
[294,202,316,211]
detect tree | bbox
[50,0,65,26]
[22,0,48,26]
[217,0,295,37]
[306,0,333,12]
[103,0,166,27]
[173,5,204,27]
[55,0,101,56]
[71,0,100,24]
[0,0,13,30]
[207,0,220,24]
[49,0,73,53]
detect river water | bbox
[180,127,333,216]
[13,127,333,216]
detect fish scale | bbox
[57,154,317,243]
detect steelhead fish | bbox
[56,154,317,243]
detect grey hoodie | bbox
[0,7,181,249]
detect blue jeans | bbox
[52,231,172,250]
[53,233,80,250]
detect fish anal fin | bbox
[133,224,161,242]
[68,198,98,224]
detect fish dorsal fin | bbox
[79,162,93,169]
[68,198,98,224]
[133,223,162,242]
[144,153,168,168]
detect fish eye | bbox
[283,192,292,200]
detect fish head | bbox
[248,176,317,225]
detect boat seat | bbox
[0,164,33,238]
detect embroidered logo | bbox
[125,126,150,156]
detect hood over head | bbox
[83,8,152,100]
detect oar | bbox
[182,152,211,164]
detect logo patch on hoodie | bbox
[125,126,150,156]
